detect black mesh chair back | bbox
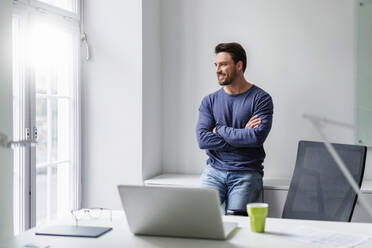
[282,140,367,222]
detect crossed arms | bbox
[196,94,273,151]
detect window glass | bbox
[36,163,71,225]
[37,0,77,13]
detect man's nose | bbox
[216,65,221,73]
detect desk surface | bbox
[2,211,372,248]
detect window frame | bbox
[12,0,81,233]
[15,0,80,21]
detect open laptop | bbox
[117,185,237,240]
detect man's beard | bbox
[218,68,237,86]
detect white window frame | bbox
[14,0,80,21]
[12,0,81,233]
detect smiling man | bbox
[196,42,273,214]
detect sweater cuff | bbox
[215,124,224,135]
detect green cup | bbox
[247,203,269,233]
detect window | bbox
[37,0,78,13]
[12,0,81,234]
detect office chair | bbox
[282,140,367,222]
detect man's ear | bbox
[237,61,243,72]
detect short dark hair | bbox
[215,42,247,72]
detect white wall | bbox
[160,0,356,177]
[0,0,14,239]
[82,0,143,209]
[81,0,363,204]
[142,0,163,180]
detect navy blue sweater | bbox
[196,85,273,175]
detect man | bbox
[196,42,273,214]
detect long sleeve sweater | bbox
[196,85,273,175]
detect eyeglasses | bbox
[70,208,112,226]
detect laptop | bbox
[117,185,237,240]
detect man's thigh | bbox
[226,171,263,212]
[200,165,227,204]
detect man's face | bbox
[214,52,238,86]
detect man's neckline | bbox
[222,84,255,97]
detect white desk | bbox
[2,211,372,248]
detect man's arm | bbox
[196,97,235,151]
[215,94,273,148]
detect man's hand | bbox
[212,127,216,133]
[245,115,261,129]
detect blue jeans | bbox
[200,164,263,214]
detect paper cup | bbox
[247,203,268,233]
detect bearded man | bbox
[196,42,274,215]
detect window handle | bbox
[81,32,90,61]
[0,131,37,149]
